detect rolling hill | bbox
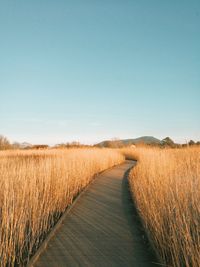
[97,136,162,147]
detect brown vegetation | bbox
[0,148,124,266]
[0,135,12,150]
[128,146,200,267]
[1,138,199,267]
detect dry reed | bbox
[128,147,200,267]
[0,148,124,266]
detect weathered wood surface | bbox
[30,161,158,267]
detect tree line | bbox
[0,134,200,150]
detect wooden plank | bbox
[29,161,159,267]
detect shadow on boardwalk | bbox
[29,161,160,267]
[121,168,159,266]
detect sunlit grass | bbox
[128,146,200,267]
[0,148,124,266]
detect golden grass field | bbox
[0,148,124,267]
[0,146,199,267]
[128,147,200,267]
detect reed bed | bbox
[128,147,200,267]
[0,148,124,266]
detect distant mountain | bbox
[19,142,33,149]
[97,136,162,147]
[122,136,161,145]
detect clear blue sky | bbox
[0,0,199,144]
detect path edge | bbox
[127,168,163,266]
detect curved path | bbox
[29,161,158,267]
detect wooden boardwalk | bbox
[29,161,158,267]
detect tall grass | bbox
[0,148,124,266]
[128,147,200,267]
